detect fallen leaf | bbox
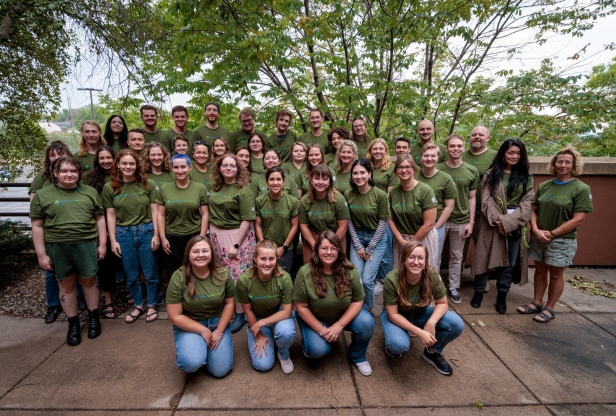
[478,320,485,327]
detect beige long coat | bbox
[471,172,534,285]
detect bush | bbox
[0,220,34,271]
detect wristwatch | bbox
[233,243,240,249]
[281,243,288,250]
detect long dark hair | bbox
[182,235,228,298]
[310,231,355,298]
[349,158,375,190]
[43,141,72,179]
[103,115,129,150]
[396,241,434,308]
[83,146,116,193]
[486,139,531,200]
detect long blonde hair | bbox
[396,241,434,308]
[366,138,392,171]
[78,121,106,156]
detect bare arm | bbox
[255,216,264,241]
[300,223,316,249]
[435,199,454,229]
[32,219,52,271]
[157,204,171,255]
[411,207,436,242]
[106,208,121,257]
[200,205,209,236]
[389,212,406,246]
[335,219,348,243]
[462,190,476,238]
[95,214,107,261]
[150,203,160,251]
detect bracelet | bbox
[214,330,224,336]
[549,230,557,238]
[319,327,327,337]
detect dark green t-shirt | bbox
[166,268,235,321]
[298,131,330,153]
[101,180,159,226]
[228,129,266,153]
[146,171,175,188]
[266,131,298,164]
[235,269,294,318]
[383,268,446,314]
[143,129,164,144]
[160,129,194,155]
[416,170,458,219]
[351,138,371,159]
[192,125,231,153]
[77,153,96,171]
[157,181,209,236]
[372,164,399,192]
[293,264,364,325]
[30,184,103,244]
[325,153,336,167]
[436,162,479,223]
[256,193,299,249]
[333,168,352,195]
[344,186,390,230]
[388,182,437,235]
[410,141,447,168]
[281,162,306,190]
[189,165,214,190]
[533,178,593,239]
[299,192,350,233]
[502,173,534,207]
[28,172,52,195]
[208,183,256,229]
[250,155,265,175]
[462,148,497,213]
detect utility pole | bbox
[77,87,103,120]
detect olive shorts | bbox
[529,236,577,268]
[45,238,99,281]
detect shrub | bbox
[0,220,34,271]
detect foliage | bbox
[567,275,616,300]
[0,220,34,276]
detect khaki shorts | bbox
[528,236,577,268]
[45,239,99,281]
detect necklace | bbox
[268,194,283,212]
[55,185,78,195]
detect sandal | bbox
[126,293,135,306]
[125,306,144,324]
[517,301,543,314]
[145,307,158,323]
[533,307,556,323]
[101,303,116,319]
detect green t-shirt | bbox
[388,182,437,235]
[333,168,352,195]
[28,172,52,195]
[351,138,371,159]
[157,181,209,236]
[189,165,214,190]
[234,270,294,318]
[143,129,164,144]
[462,148,497,213]
[101,180,159,226]
[344,186,390,230]
[255,193,299,250]
[410,141,447,168]
[166,268,235,321]
[281,162,306,190]
[30,184,103,244]
[160,129,194,155]
[228,128,266,152]
[298,131,330,153]
[325,153,336,167]
[265,131,297,164]
[533,178,593,239]
[208,183,256,229]
[293,264,364,325]
[436,162,479,224]
[383,268,446,314]
[146,171,175,188]
[77,153,96,171]
[372,164,399,192]
[299,192,350,233]
[502,173,534,207]
[250,155,265,175]
[192,125,231,150]
[416,170,458,219]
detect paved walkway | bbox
[1,268,614,415]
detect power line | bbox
[77,87,103,120]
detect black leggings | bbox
[165,233,200,275]
[98,242,122,293]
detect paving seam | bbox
[341,331,366,416]
[170,371,191,415]
[573,311,616,337]
[460,314,544,405]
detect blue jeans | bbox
[246,313,296,371]
[172,316,233,377]
[436,224,446,269]
[115,222,159,307]
[45,271,83,307]
[380,306,464,355]
[350,228,387,311]
[296,308,375,364]
[376,224,393,283]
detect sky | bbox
[59,12,616,113]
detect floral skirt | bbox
[210,223,256,282]
[392,227,439,271]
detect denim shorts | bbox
[529,236,577,268]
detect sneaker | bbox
[155,292,166,308]
[374,281,383,296]
[448,288,461,304]
[278,352,294,374]
[355,361,372,376]
[384,346,401,359]
[422,348,453,376]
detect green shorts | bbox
[528,236,577,268]
[45,239,99,281]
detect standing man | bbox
[298,109,330,153]
[161,105,194,155]
[192,102,230,149]
[437,135,479,304]
[227,107,265,152]
[394,137,411,157]
[140,105,164,144]
[411,119,447,168]
[266,109,297,163]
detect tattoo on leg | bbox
[60,295,65,303]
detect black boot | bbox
[88,309,102,339]
[67,316,81,346]
[470,291,483,308]
[496,291,507,314]
[77,294,87,311]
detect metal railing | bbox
[0,182,31,217]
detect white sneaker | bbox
[278,352,294,374]
[355,361,372,376]
[374,281,383,296]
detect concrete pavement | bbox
[0,268,614,415]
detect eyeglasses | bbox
[407,256,425,262]
[396,166,414,171]
[319,246,339,253]
[240,119,254,124]
[221,164,237,169]
[353,124,365,128]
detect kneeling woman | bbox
[166,236,235,376]
[294,231,375,377]
[381,242,464,376]
[30,156,107,346]
[235,240,296,374]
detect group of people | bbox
[28,103,593,378]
